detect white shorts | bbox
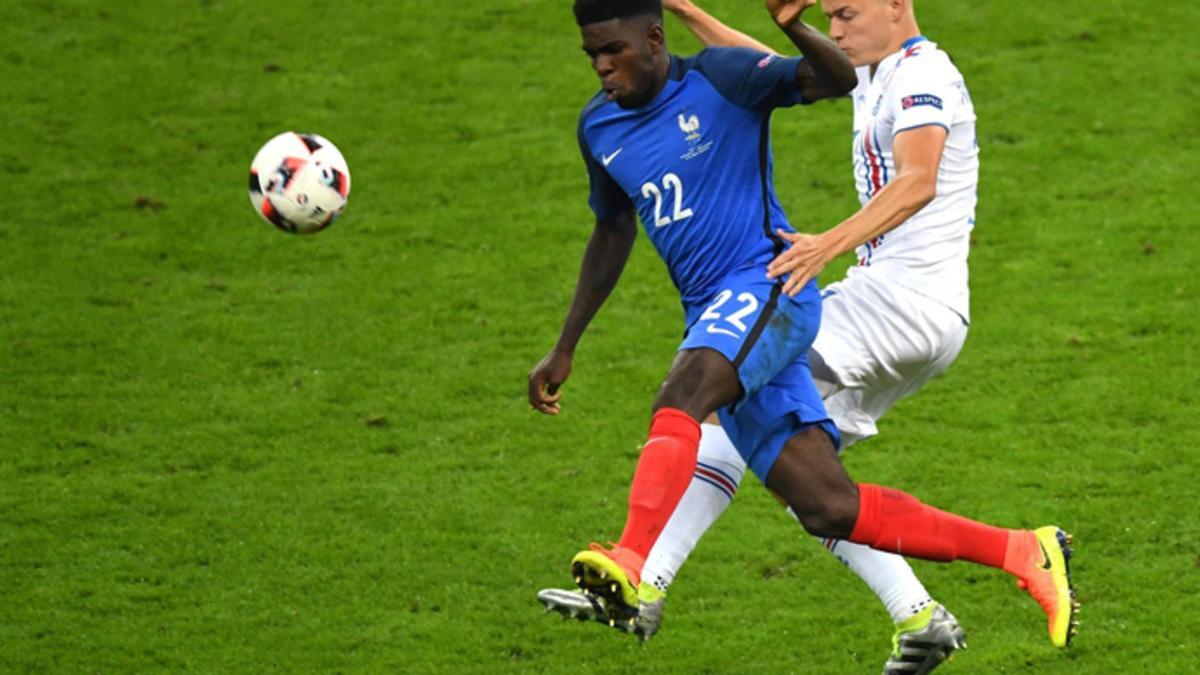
[811,270,968,448]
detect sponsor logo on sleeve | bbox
[757,54,775,68]
[902,93,943,110]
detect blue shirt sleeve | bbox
[578,104,632,221]
[690,47,808,110]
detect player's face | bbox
[580,18,666,109]
[822,0,896,67]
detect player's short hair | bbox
[573,0,663,27]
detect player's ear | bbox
[646,21,666,54]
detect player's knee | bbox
[791,490,858,539]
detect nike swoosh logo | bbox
[601,148,623,166]
[1038,539,1053,571]
[706,325,740,338]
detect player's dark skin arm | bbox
[528,208,638,414]
[667,0,856,101]
[772,6,858,101]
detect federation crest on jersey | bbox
[677,110,712,161]
[678,113,701,141]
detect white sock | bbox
[819,536,934,624]
[641,423,745,592]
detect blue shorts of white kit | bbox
[680,267,840,480]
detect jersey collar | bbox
[870,35,928,80]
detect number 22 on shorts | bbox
[699,290,759,339]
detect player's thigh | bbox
[854,295,968,420]
[813,273,963,391]
[653,347,742,418]
[818,283,968,445]
[717,359,840,482]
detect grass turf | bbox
[2,0,1198,671]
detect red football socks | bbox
[616,408,702,564]
[849,483,1011,568]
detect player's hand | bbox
[766,0,816,27]
[767,229,835,296]
[528,349,573,415]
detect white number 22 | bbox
[640,173,694,228]
[699,289,759,338]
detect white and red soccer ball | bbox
[248,132,350,234]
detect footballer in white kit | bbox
[816,35,977,446]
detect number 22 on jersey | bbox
[640,172,693,228]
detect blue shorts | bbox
[717,358,840,481]
[681,268,840,479]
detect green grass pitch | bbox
[2,0,1198,672]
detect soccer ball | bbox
[248,131,350,234]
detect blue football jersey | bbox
[578,48,811,325]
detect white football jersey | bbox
[846,37,978,322]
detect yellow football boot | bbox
[1005,526,1079,647]
[570,543,643,610]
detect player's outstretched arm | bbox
[767,125,947,294]
[767,0,857,101]
[528,209,638,414]
[664,0,778,54]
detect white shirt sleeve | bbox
[889,56,962,135]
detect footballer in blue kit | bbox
[579,44,838,473]
[529,0,860,627]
